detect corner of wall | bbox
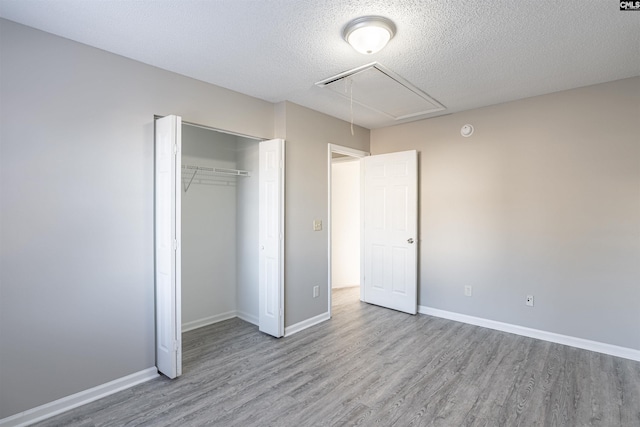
[274,102,287,139]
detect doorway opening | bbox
[327,144,368,318]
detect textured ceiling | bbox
[1,0,638,129]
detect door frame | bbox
[327,143,369,318]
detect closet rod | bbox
[182,165,250,177]
[182,164,250,193]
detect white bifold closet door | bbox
[362,150,418,315]
[258,138,285,338]
[155,115,182,379]
[155,114,285,379]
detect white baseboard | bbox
[182,311,237,333]
[0,367,158,427]
[418,306,640,362]
[236,310,258,326]
[285,311,331,337]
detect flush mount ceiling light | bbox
[343,16,396,55]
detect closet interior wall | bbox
[181,124,259,331]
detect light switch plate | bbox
[313,220,322,231]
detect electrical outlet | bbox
[313,285,319,298]
[526,295,534,307]
[313,220,322,231]
[464,285,472,297]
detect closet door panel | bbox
[155,115,182,378]
[259,139,284,338]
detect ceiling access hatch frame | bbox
[315,62,446,121]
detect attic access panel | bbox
[316,63,445,121]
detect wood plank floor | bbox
[34,287,640,426]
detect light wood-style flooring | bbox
[34,287,640,426]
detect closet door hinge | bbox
[174,340,179,351]
[173,143,178,155]
[173,239,178,251]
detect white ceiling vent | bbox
[316,63,445,121]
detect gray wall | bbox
[371,77,640,350]
[276,102,370,326]
[0,19,274,418]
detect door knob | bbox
[407,238,414,244]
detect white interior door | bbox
[362,150,418,314]
[155,115,182,378]
[259,138,285,337]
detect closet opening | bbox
[181,122,261,333]
[154,114,285,379]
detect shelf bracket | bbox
[183,169,198,193]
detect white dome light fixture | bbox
[343,16,396,55]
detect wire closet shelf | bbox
[181,164,250,192]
